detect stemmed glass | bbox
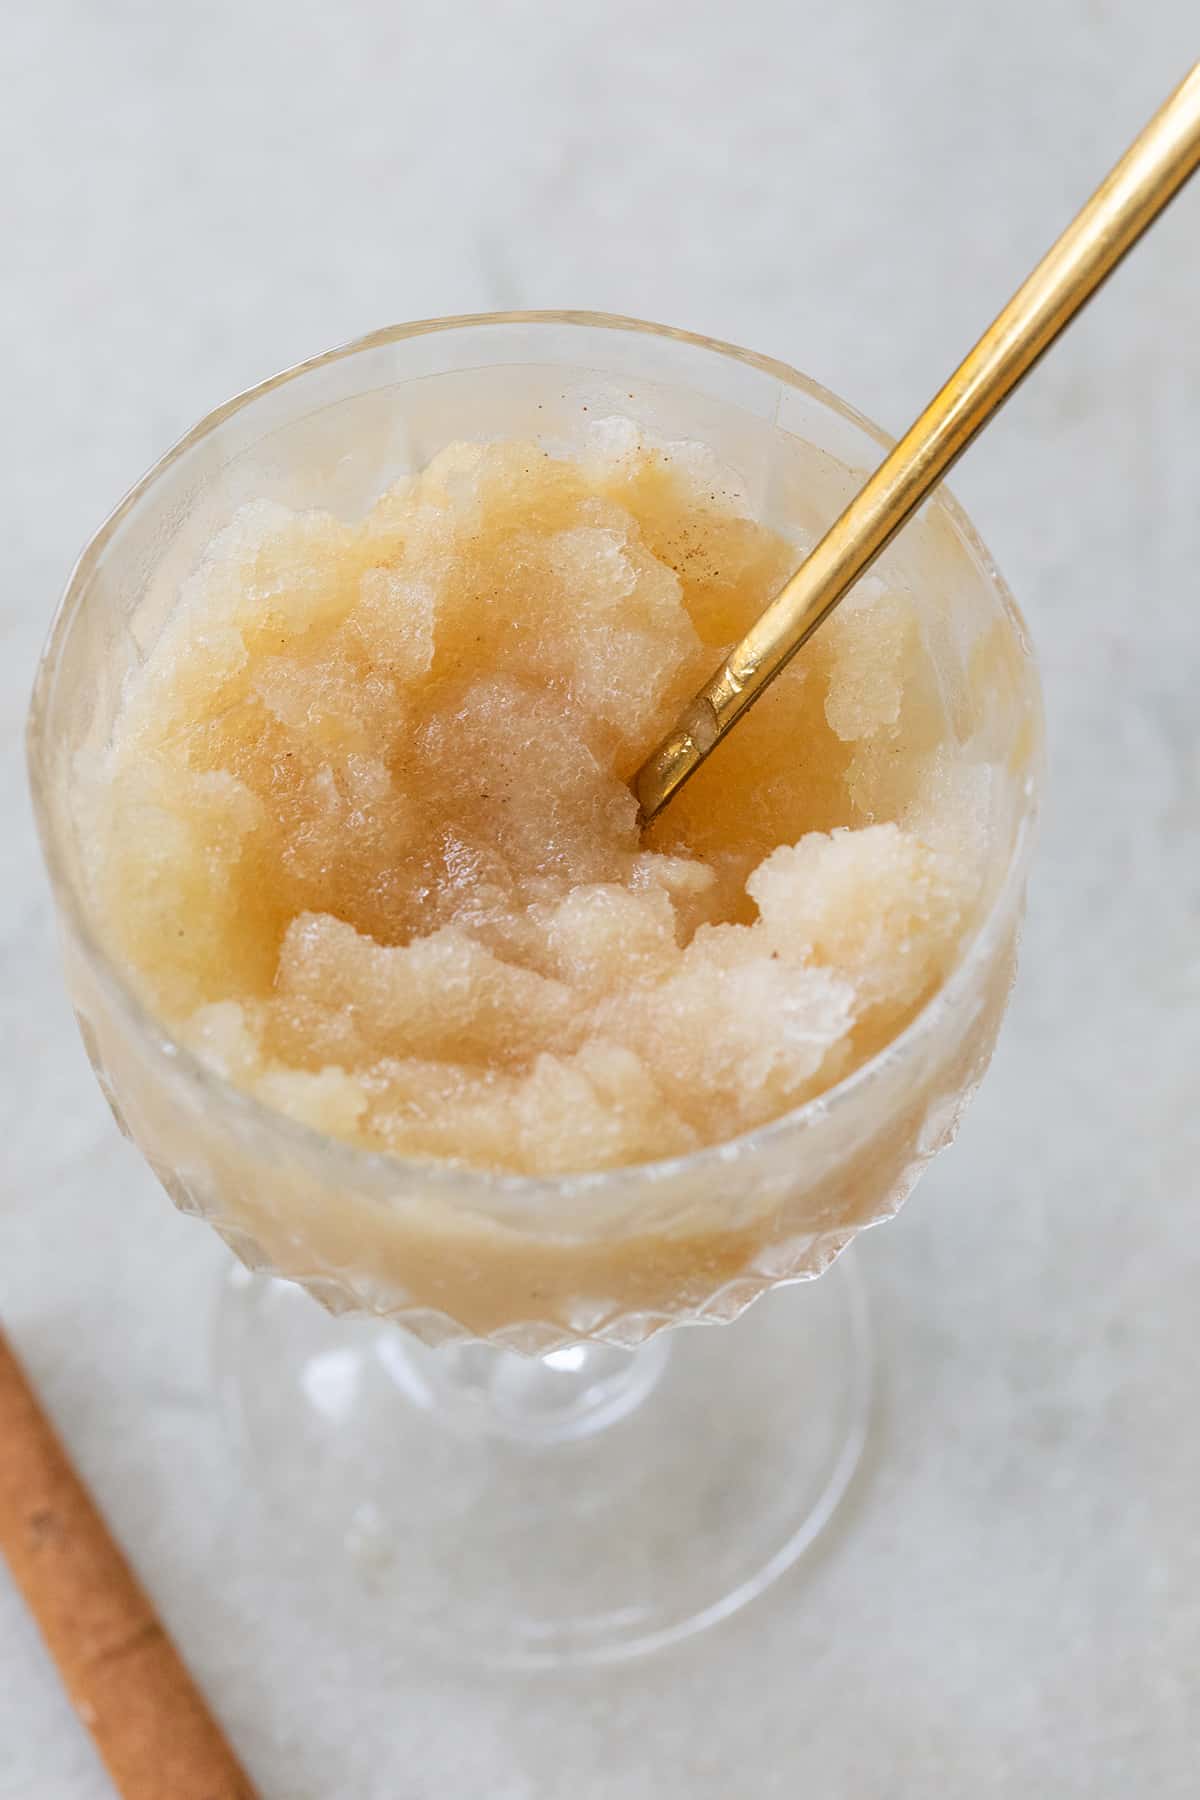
[27,314,1041,1665]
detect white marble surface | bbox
[4,4,1200,1795]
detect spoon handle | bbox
[635,62,1200,824]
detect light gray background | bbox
[3,3,1199,1795]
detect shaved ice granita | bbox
[86,428,984,1176]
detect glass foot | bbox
[217,1256,871,1667]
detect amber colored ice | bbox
[90,432,981,1174]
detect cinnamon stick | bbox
[0,1327,258,1799]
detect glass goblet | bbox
[28,313,1041,1665]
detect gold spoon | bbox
[633,62,1200,825]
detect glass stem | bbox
[374,1329,672,1447]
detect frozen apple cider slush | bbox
[68,367,1032,1341]
[95,426,978,1156]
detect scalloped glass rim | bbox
[26,309,1043,1216]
